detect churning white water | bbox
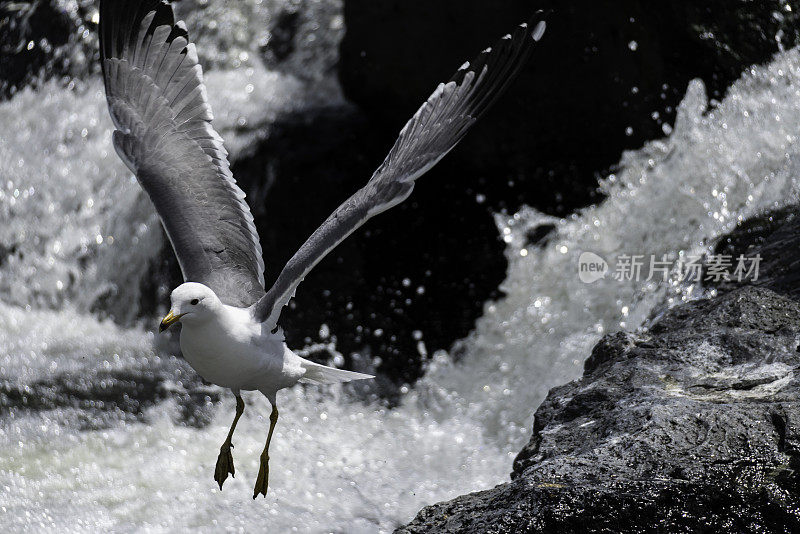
[3,6,800,532]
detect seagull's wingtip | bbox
[533,20,547,42]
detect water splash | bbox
[3,17,800,534]
[0,61,324,322]
[439,56,800,446]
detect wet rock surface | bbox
[710,206,800,299]
[0,357,218,429]
[398,210,800,532]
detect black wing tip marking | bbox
[449,9,549,90]
[101,0,169,82]
[100,1,180,61]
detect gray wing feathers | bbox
[253,12,548,325]
[100,0,265,307]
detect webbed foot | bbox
[214,442,235,490]
[252,451,270,499]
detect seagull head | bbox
[160,282,221,332]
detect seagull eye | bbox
[190,299,199,305]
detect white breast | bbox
[178,304,304,392]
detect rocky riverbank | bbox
[398,208,800,532]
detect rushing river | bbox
[2,2,800,531]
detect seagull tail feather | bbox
[299,360,374,385]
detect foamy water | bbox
[2,6,800,532]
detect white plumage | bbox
[169,283,371,401]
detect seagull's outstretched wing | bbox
[253,13,548,325]
[100,0,265,307]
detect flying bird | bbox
[99,0,547,498]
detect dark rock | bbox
[0,0,99,98]
[0,358,219,428]
[0,242,18,268]
[398,208,800,532]
[340,0,800,216]
[524,225,556,248]
[262,9,301,64]
[711,206,800,299]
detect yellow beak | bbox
[159,310,185,332]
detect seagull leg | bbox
[253,402,279,499]
[214,393,245,490]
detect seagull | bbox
[99,0,547,498]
